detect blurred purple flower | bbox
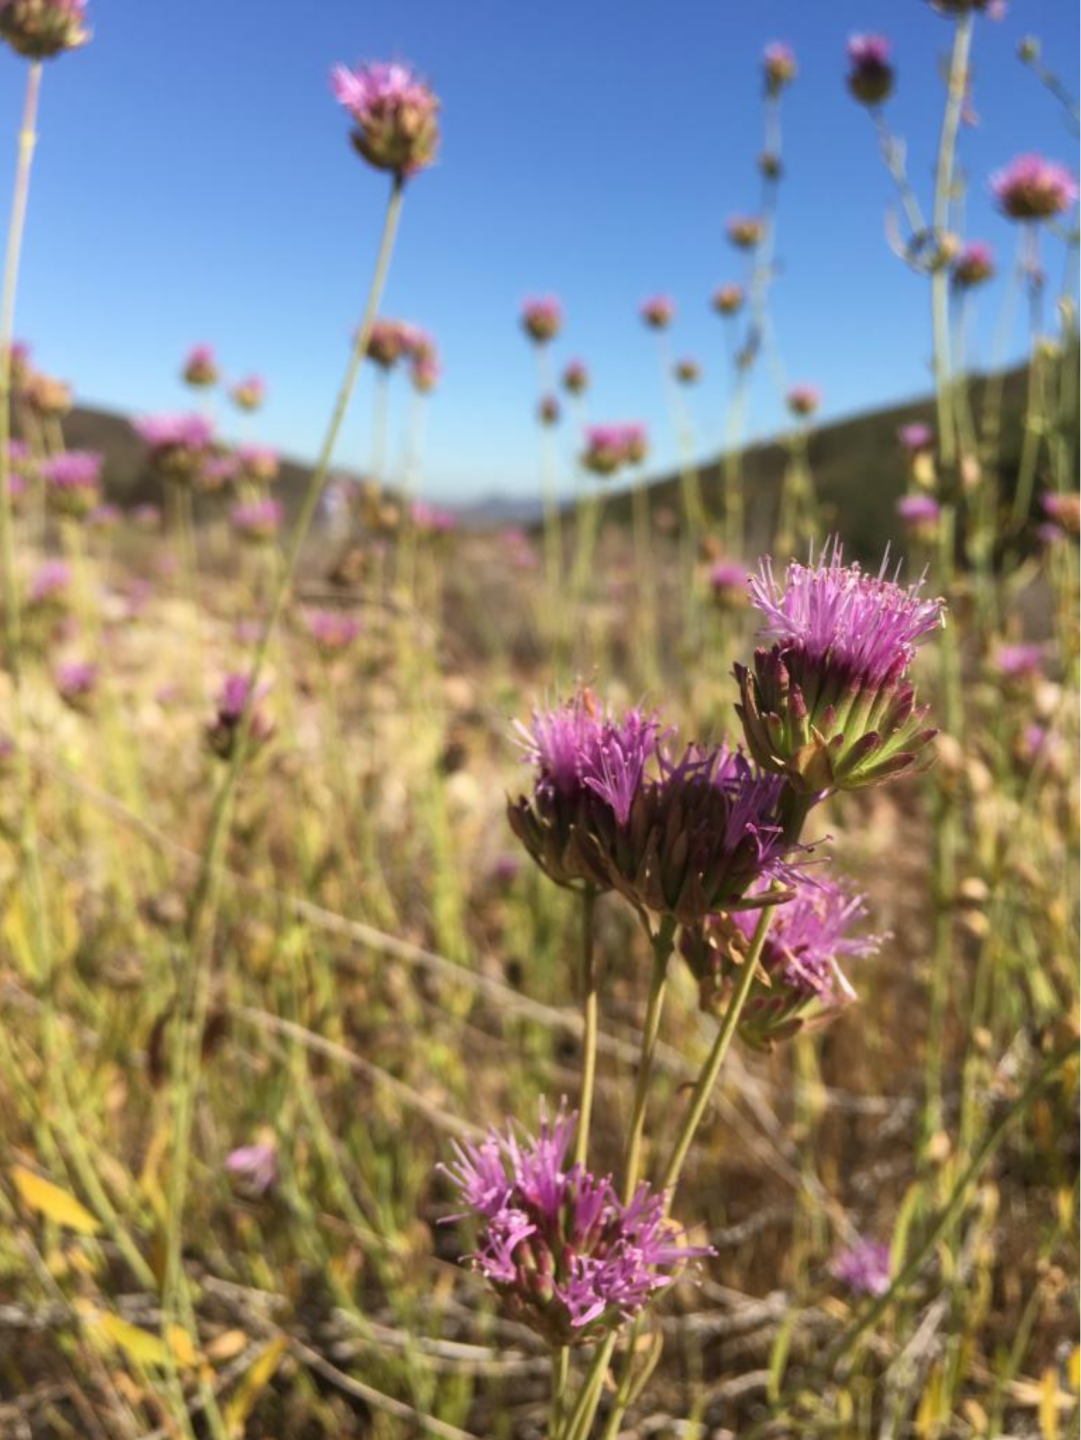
[640,294,675,329]
[331,60,440,177]
[991,154,1078,221]
[991,643,1044,679]
[830,1239,892,1297]
[520,296,563,344]
[225,1142,278,1197]
[952,241,995,289]
[846,34,894,106]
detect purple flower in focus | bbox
[847,35,894,106]
[0,0,89,58]
[830,1238,892,1297]
[736,541,944,794]
[441,1105,710,1346]
[521,296,563,344]
[331,60,440,178]
[225,1142,278,1198]
[991,155,1078,221]
[40,450,103,518]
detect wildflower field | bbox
[0,3,1078,1437]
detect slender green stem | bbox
[561,1332,618,1440]
[550,1344,570,1437]
[620,915,675,1205]
[163,173,406,1361]
[574,887,599,1170]
[659,903,773,1198]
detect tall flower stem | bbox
[573,886,599,1169]
[659,903,773,1199]
[163,174,406,1360]
[620,915,675,1204]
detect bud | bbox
[640,295,675,330]
[182,344,218,388]
[786,384,821,419]
[674,357,700,385]
[230,375,266,411]
[712,284,745,317]
[726,215,765,250]
[520,296,562,344]
[846,35,894,107]
[538,393,560,427]
[561,359,589,396]
[762,42,797,96]
[0,0,90,60]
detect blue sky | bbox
[0,1,1077,503]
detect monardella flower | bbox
[763,41,797,94]
[365,318,408,369]
[830,1238,892,1297]
[55,659,97,711]
[712,283,745,316]
[27,558,70,607]
[182,344,218,388]
[991,642,1044,680]
[508,693,662,891]
[786,384,821,419]
[40,450,103,519]
[440,1107,710,1346]
[225,1142,278,1198]
[0,0,89,59]
[198,455,240,495]
[846,35,894,106]
[521,296,562,344]
[304,607,362,656]
[134,413,214,480]
[952,241,995,289]
[236,445,280,486]
[991,155,1078,221]
[561,359,589,396]
[640,295,675,330]
[674,358,700,385]
[580,424,648,477]
[230,497,282,543]
[584,742,798,925]
[726,215,765,250]
[231,375,267,411]
[708,559,750,610]
[897,494,941,543]
[331,60,440,179]
[898,423,934,456]
[736,543,944,795]
[681,875,882,1048]
[207,673,275,760]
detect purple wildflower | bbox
[40,450,103,518]
[87,502,120,531]
[674,357,700,385]
[54,659,97,710]
[365,318,409,369]
[562,359,589,396]
[952,241,995,289]
[198,455,240,495]
[763,41,797,94]
[225,1142,278,1198]
[331,60,440,178]
[640,295,675,330]
[847,35,894,106]
[134,413,214,480]
[411,499,457,534]
[230,497,281,543]
[991,155,1078,221]
[27,558,70,606]
[897,494,941,542]
[787,384,821,419]
[991,643,1044,680]
[898,423,934,455]
[206,673,274,759]
[521,296,563,344]
[1040,491,1080,535]
[304,607,362,655]
[236,445,279,486]
[708,559,750,610]
[230,375,266,411]
[727,215,765,250]
[830,1239,892,1297]
[441,1106,710,1346]
[538,393,561,427]
[0,0,89,58]
[182,343,218,387]
[736,542,944,794]
[712,284,745,316]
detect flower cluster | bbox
[331,61,440,178]
[230,497,282,543]
[681,875,883,1048]
[206,673,275,760]
[580,423,649,477]
[847,35,894,107]
[0,0,89,59]
[991,155,1078,221]
[133,413,215,480]
[521,296,562,344]
[40,450,103,518]
[441,1108,710,1346]
[736,543,943,794]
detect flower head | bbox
[304,607,362,656]
[846,35,894,106]
[521,296,563,344]
[896,494,941,542]
[830,1238,891,1297]
[1040,491,1080,536]
[898,423,934,456]
[736,542,943,794]
[763,41,797,94]
[952,241,995,289]
[182,344,218,388]
[411,499,457,535]
[27,558,70,607]
[441,1106,709,1346]
[640,295,675,330]
[230,497,282,543]
[727,215,765,250]
[134,413,214,480]
[331,60,440,178]
[538,393,561,427]
[674,357,700,385]
[708,559,750,610]
[236,444,279,486]
[24,372,72,418]
[991,155,1078,221]
[580,423,648,477]
[562,359,589,396]
[40,450,103,518]
[207,673,274,760]
[712,283,745,316]
[225,1142,278,1198]
[231,375,266,411]
[0,0,89,59]
[682,875,882,1048]
[54,658,97,710]
[991,642,1044,680]
[787,384,821,419]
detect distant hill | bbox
[58,364,1044,555]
